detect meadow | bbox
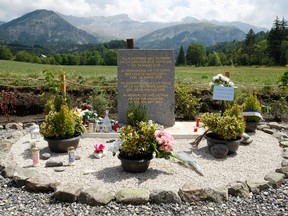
[0,60,286,89]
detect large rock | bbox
[115,188,150,205]
[227,181,250,197]
[257,124,270,130]
[262,128,275,135]
[275,167,288,177]
[273,131,288,141]
[280,141,288,148]
[268,122,282,130]
[78,186,114,206]
[0,151,15,171]
[264,171,285,188]
[53,183,83,203]
[13,168,36,187]
[25,174,60,192]
[246,179,270,194]
[204,186,228,202]
[150,190,182,204]
[6,123,23,130]
[178,182,207,202]
[2,164,21,178]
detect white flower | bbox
[228,81,234,87]
[222,76,230,83]
[213,74,221,81]
[209,82,214,86]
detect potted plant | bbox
[40,71,85,153]
[201,104,245,157]
[110,102,201,173]
[242,94,262,132]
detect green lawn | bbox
[0,60,286,88]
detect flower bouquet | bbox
[110,120,203,174]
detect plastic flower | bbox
[94,143,105,153]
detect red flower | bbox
[94,143,105,153]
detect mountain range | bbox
[0,9,268,50]
[60,13,267,41]
[0,10,99,46]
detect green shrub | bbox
[270,96,288,121]
[278,71,288,89]
[40,104,75,139]
[201,104,245,140]
[243,94,262,122]
[90,91,111,116]
[175,85,201,120]
[127,102,148,127]
[119,121,156,159]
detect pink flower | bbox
[94,143,105,153]
[154,130,175,153]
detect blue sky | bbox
[0,0,287,28]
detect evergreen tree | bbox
[176,46,186,66]
[268,17,288,65]
[243,29,256,65]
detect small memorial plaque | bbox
[117,49,175,126]
[212,86,234,101]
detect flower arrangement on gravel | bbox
[110,120,203,174]
[209,74,236,87]
[115,121,177,160]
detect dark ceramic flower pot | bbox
[205,132,242,154]
[44,135,81,153]
[118,155,153,173]
[245,121,259,133]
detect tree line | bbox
[176,17,288,66]
[0,40,126,66]
[0,17,287,67]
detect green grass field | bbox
[0,60,286,89]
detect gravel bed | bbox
[10,130,282,193]
[1,174,288,215]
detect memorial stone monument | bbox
[117,49,175,126]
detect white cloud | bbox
[0,0,287,28]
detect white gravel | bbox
[11,130,282,193]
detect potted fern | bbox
[242,94,262,132]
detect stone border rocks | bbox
[0,122,288,206]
